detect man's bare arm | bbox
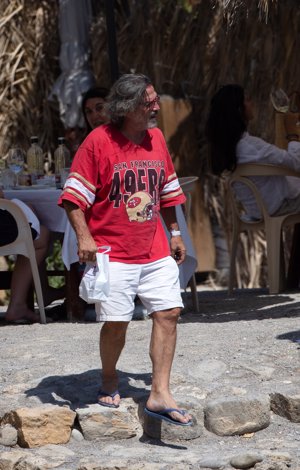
[63,201,97,263]
[160,206,186,265]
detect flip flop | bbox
[144,407,193,426]
[97,389,120,408]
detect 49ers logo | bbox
[126,192,154,222]
[109,167,165,209]
[127,196,141,208]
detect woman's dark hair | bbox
[81,87,110,131]
[205,84,247,175]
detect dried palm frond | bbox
[212,0,279,24]
[0,0,60,159]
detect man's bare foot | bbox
[146,394,192,425]
[97,389,120,408]
[98,374,120,407]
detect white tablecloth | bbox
[3,190,197,289]
[4,188,67,233]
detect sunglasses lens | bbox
[144,95,160,108]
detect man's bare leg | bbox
[146,307,192,424]
[99,321,129,406]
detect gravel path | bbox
[0,288,300,469]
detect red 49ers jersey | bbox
[58,124,186,263]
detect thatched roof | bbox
[0,0,60,157]
[0,0,296,157]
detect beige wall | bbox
[158,96,215,272]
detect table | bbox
[4,188,67,233]
[4,189,198,290]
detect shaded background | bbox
[0,0,299,287]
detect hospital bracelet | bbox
[170,230,181,237]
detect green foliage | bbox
[46,239,64,271]
[46,239,65,288]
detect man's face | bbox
[126,85,160,131]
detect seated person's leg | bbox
[5,224,49,322]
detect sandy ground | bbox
[0,287,300,469]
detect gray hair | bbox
[105,73,152,127]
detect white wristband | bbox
[170,230,181,237]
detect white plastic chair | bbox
[227,163,300,294]
[0,198,46,323]
[178,176,199,312]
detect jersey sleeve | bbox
[58,132,100,211]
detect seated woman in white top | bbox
[205,84,300,220]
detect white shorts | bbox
[96,256,183,322]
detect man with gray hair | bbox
[59,73,192,426]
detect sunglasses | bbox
[142,95,161,109]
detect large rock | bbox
[230,453,264,469]
[142,404,203,441]
[76,400,140,440]
[0,424,18,446]
[1,405,76,448]
[270,392,300,422]
[187,359,227,382]
[204,395,270,436]
[0,450,49,470]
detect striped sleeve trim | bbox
[62,188,91,207]
[166,172,178,183]
[62,176,95,207]
[160,188,184,200]
[160,176,183,196]
[69,172,96,192]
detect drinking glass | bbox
[7,147,25,187]
[270,88,290,113]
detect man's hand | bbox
[63,200,98,264]
[77,235,98,264]
[170,235,186,265]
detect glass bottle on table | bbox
[54,137,71,188]
[26,136,44,184]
